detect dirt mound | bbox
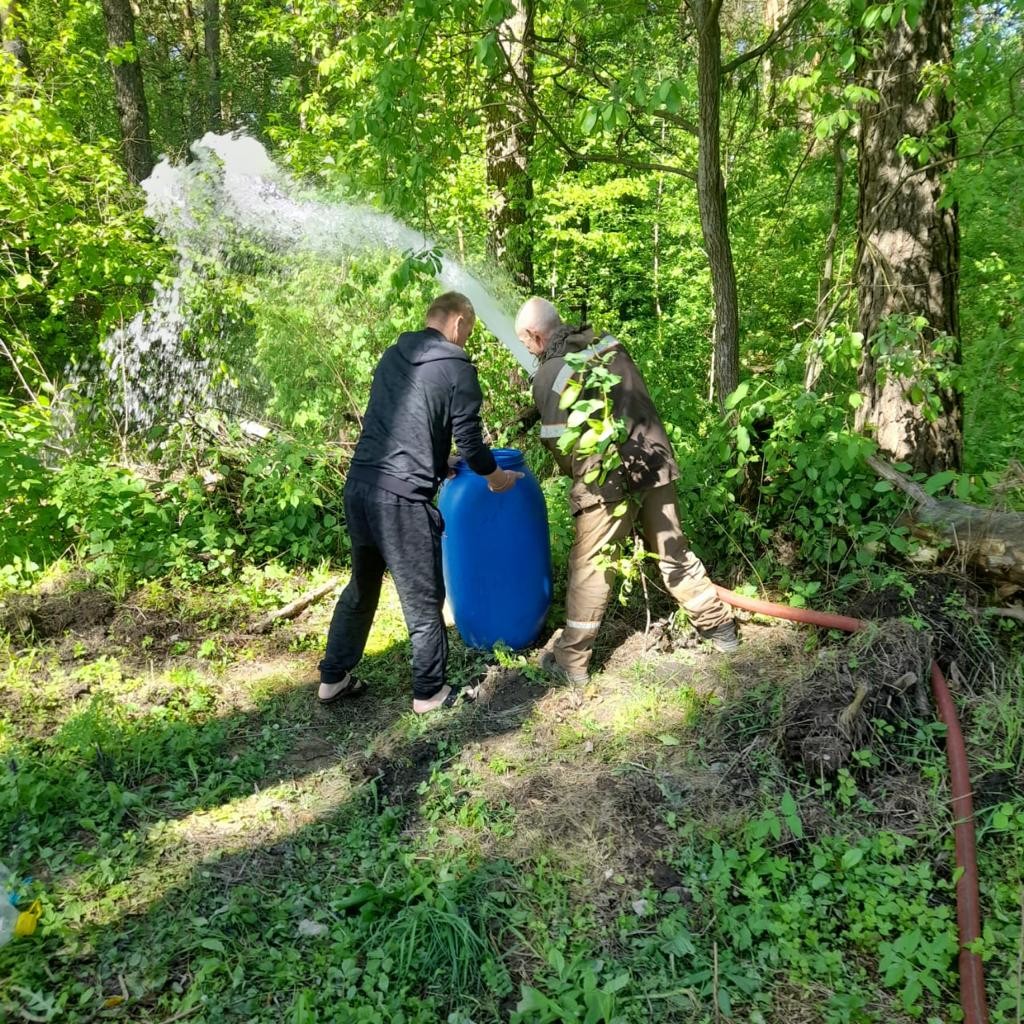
[362,739,441,804]
[845,570,998,683]
[501,766,673,886]
[0,588,115,639]
[105,605,198,659]
[474,666,550,715]
[781,619,932,777]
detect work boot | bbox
[699,620,739,653]
[538,650,588,685]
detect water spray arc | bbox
[143,133,537,375]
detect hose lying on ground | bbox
[713,585,989,1024]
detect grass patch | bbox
[1,571,1021,1022]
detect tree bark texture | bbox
[855,0,962,473]
[101,0,155,184]
[694,0,740,409]
[204,0,222,131]
[805,134,848,390]
[0,0,31,74]
[485,0,535,292]
[761,0,787,90]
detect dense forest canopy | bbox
[2,0,1022,587]
[2,4,1024,1024]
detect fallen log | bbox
[248,578,340,634]
[866,456,1024,589]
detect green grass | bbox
[0,569,1022,1023]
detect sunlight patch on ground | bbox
[79,769,366,927]
[361,577,408,655]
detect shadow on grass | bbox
[0,629,563,1022]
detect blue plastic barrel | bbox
[438,448,552,651]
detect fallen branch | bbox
[979,605,1024,623]
[865,455,1024,588]
[248,578,340,634]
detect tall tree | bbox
[805,133,848,390]
[854,0,961,473]
[485,0,535,291]
[690,0,740,406]
[101,0,154,184]
[204,0,222,131]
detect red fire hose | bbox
[714,585,989,1024]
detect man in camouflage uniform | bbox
[516,297,738,683]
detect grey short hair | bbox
[515,297,563,339]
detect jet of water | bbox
[144,132,537,373]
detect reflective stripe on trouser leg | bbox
[637,483,732,632]
[555,499,636,677]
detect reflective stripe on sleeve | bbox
[540,424,564,439]
[550,336,621,395]
[551,364,575,396]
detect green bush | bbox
[0,396,66,584]
[675,379,912,588]
[0,401,350,586]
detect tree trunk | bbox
[0,0,31,74]
[694,0,740,409]
[805,133,848,390]
[204,0,222,131]
[761,0,787,94]
[181,0,203,141]
[101,0,154,184]
[854,0,961,473]
[485,0,535,291]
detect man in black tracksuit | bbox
[318,292,521,714]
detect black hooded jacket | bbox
[347,327,497,501]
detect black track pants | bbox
[319,479,447,699]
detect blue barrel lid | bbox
[450,448,526,474]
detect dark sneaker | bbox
[700,620,740,653]
[539,650,588,685]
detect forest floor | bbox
[0,566,1021,1023]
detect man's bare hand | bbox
[486,468,524,493]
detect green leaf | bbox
[657,733,680,745]
[546,946,566,976]
[473,33,497,67]
[559,380,582,410]
[516,986,554,1013]
[717,987,732,1016]
[902,976,923,1009]
[735,425,750,453]
[841,847,864,870]
[604,972,630,995]
[724,381,749,409]
[481,0,509,25]
[923,470,956,495]
[780,791,804,838]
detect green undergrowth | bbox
[0,569,1021,1023]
